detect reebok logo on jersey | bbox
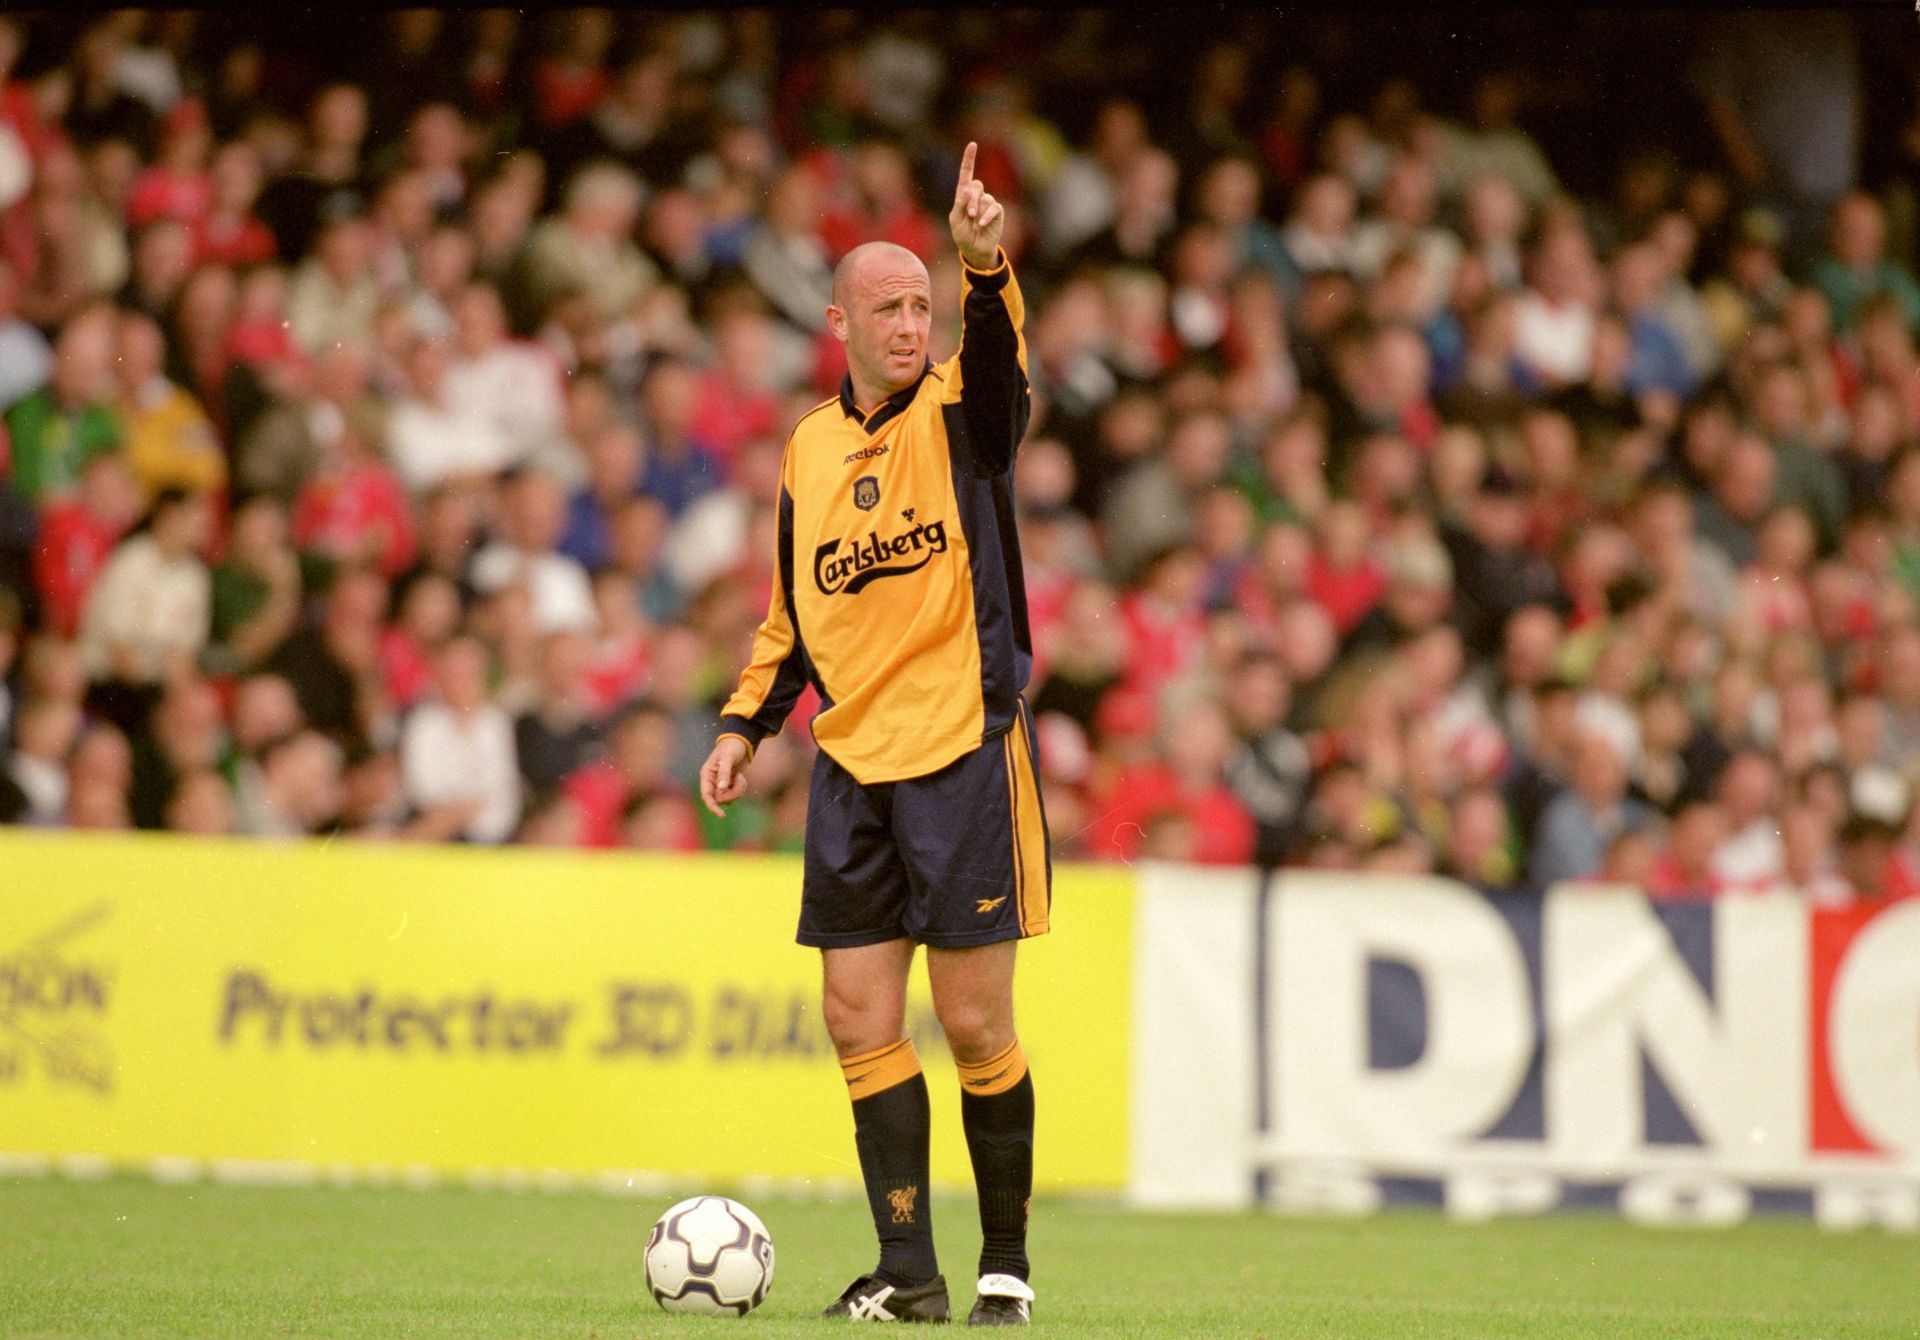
[842,443,890,465]
[814,519,948,595]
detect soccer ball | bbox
[644,1195,776,1315]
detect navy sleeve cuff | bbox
[961,248,1011,292]
[717,716,769,755]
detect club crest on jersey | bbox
[853,475,880,511]
[814,517,948,595]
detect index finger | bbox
[956,141,977,194]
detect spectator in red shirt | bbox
[531,10,613,131]
[32,451,142,639]
[1090,697,1256,865]
[1645,796,1728,899]
[819,137,938,262]
[223,264,295,369]
[1304,498,1385,637]
[1835,812,1920,904]
[126,99,214,230]
[1592,827,1660,888]
[564,700,684,848]
[1118,544,1209,702]
[190,140,275,269]
[1733,504,1817,642]
[583,567,651,716]
[689,308,786,468]
[624,787,705,852]
[377,571,460,711]
[291,415,417,580]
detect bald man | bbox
[702,144,1042,1325]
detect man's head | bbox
[309,82,368,154]
[1570,725,1629,809]
[231,673,303,757]
[827,241,931,404]
[116,310,167,391]
[1831,191,1886,269]
[1714,432,1778,524]
[1225,650,1291,736]
[502,470,568,554]
[52,304,118,407]
[564,162,643,240]
[149,488,214,557]
[453,281,508,358]
[1715,748,1779,829]
[261,730,344,833]
[433,635,491,714]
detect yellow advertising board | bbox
[0,831,1133,1191]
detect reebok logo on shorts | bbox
[976,896,1006,914]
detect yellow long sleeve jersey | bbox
[718,251,1032,784]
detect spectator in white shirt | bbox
[666,435,783,597]
[517,162,657,324]
[1350,156,1462,319]
[1462,171,1528,292]
[1280,173,1358,278]
[399,634,522,844]
[285,214,380,355]
[742,165,833,333]
[79,488,213,688]
[1,696,80,824]
[471,470,599,634]
[444,281,568,471]
[1514,223,1600,388]
[1708,748,1787,893]
[236,729,344,838]
[404,223,477,341]
[1040,97,1149,260]
[1438,72,1560,207]
[385,336,518,490]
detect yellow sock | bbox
[839,1038,923,1101]
[955,1040,1028,1097]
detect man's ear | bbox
[825,304,848,342]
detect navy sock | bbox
[842,1039,938,1287]
[957,1041,1034,1282]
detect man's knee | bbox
[821,943,911,1057]
[822,989,905,1057]
[934,994,1014,1063]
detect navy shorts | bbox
[799,700,1052,949]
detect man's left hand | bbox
[949,140,1003,270]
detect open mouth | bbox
[888,347,919,365]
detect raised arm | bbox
[949,141,1030,477]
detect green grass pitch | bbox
[1,1176,1916,1338]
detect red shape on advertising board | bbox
[1808,903,1890,1155]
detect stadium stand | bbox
[3,9,1920,900]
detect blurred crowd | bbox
[3,10,1920,902]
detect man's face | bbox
[1834,196,1883,267]
[829,253,932,400]
[454,286,505,356]
[1572,732,1625,805]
